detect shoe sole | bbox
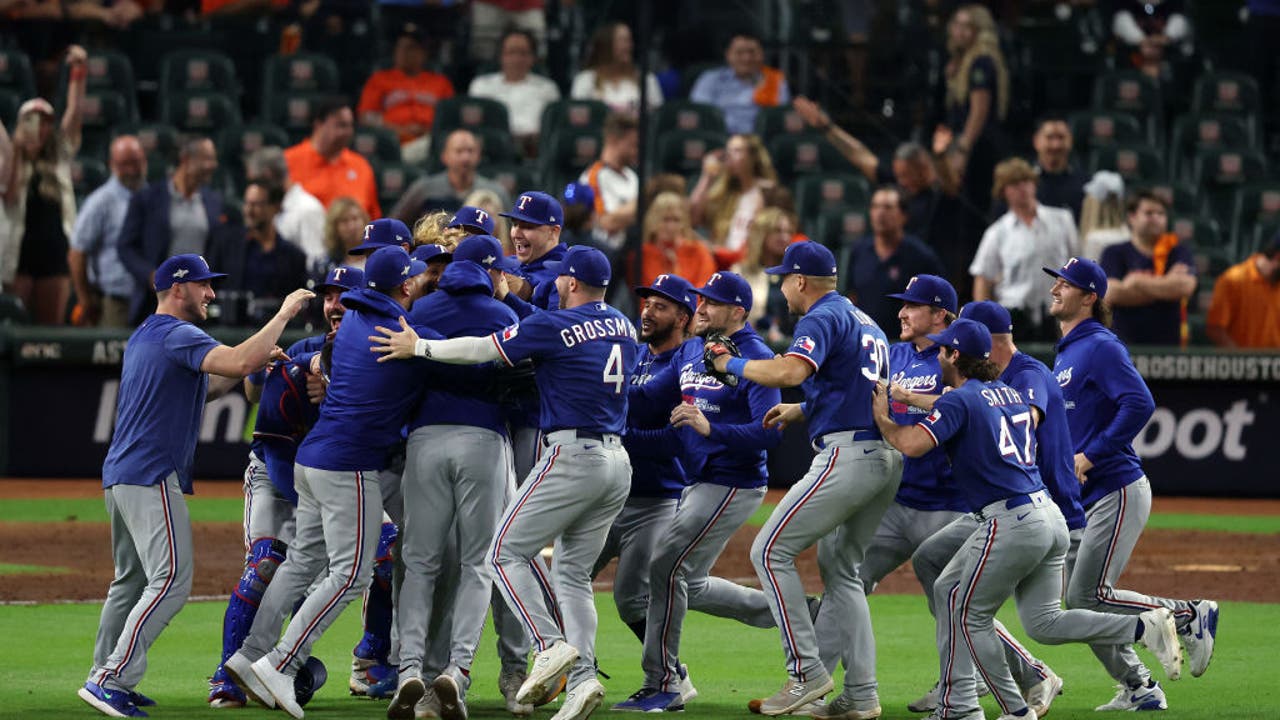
[433,676,468,720]
[389,678,427,720]
[224,658,275,710]
[78,687,130,718]
[761,676,835,716]
[519,651,577,707]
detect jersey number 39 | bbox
[604,344,625,393]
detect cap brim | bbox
[422,252,453,263]
[498,211,557,226]
[350,242,388,254]
[763,263,793,275]
[1042,266,1094,292]
[636,286,684,305]
[407,259,429,278]
[446,221,489,234]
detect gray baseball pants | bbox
[593,495,679,625]
[242,453,295,550]
[752,434,901,700]
[488,431,631,688]
[89,475,194,692]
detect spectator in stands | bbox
[1030,115,1086,221]
[358,22,455,165]
[67,135,146,328]
[579,113,639,252]
[117,134,226,324]
[207,180,309,325]
[690,31,791,135]
[1079,171,1130,260]
[644,172,688,207]
[734,206,796,343]
[1101,190,1196,346]
[469,28,560,156]
[635,191,715,289]
[1,45,85,325]
[939,3,1010,216]
[570,22,663,116]
[1112,0,1192,81]
[690,134,777,265]
[559,181,596,249]
[463,187,510,252]
[1206,231,1280,348]
[246,146,327,273]
[847,186,947,333]
[469,0,547,63]
[970,158,1077,341]
[322,196,370,270]
[390,129,510,224]
[285,98,381,219]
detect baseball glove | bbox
[703,332,741,387]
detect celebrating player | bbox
[79,254,313,719]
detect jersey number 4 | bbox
[998,411,1035,466]
[604,344,625,394]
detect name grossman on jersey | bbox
[559,317,637,348]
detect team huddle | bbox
[79,189,1219,720]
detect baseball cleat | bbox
[677,663,698,703]
[809,692,881,719]
[549,678,606,720]
[758,672,834,716]
[996,711,1037,720]
[251,656,304,719]
[208,678,247,708]
[907,682,939,713]
[432,674,469,720]
[498,668,534,717]
[611,687,684,712]
[351,659,399,697]
[1024,669,1063,719]
[749,697,826,716]
[516,641,578,706]
[127,691,156,707]
[414,688,441,718]
[1138,608,1182,680]
[224,652,275,709]
[78,682,148,718]
[1094,681,1167,711]
[1181,599,1218,678]
[388,676,427,720]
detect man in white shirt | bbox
[468,28,560,156]
[245,146,327,272]
[578,113,639,253]
[970,158,1078,341]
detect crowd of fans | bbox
[1,0,1279,348]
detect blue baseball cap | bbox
[1043,257,1108,297]
[887,274,958,313]
[764,241,838,277]
[562,181,596,210]
[500,191,563,226]
[958,301,1014,335]
[453,234,521,272]
[927,318,992,359]
[154,254,227,290]
[365,246,427,291]
[446,206,495,235]
[545,245,610,286]
[411,243,453,264]
[636,273,696,316]
[692,271,754,312]
[316,265,365,292]
[352,218,413,254]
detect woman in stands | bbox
[939,4,1009,217]
[733,206,797,344]
[690,133,778,267]
[322,196,371,270]
[570,22,664,116]
[636,191,716,289]
[1080,171,1130,260]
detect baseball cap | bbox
[636,273,697,316]
[764,241,838,277]
[411,243,453,264]
[886,274,958,313]
[501,191,563,226]
[926,318,992,359]
[545,245,610,287]
[958,301,1014,335]
[692,271,753,313]
[453,234,521,272]
[1043,257,1108,297]
[154,254,227,291]
[562,181,596,209]
[446,206,495,235]
[316,265,365,292]
[352,218,413,254]
[365,246,427,291]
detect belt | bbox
[975,489,1049,520]
[811,428,881,452]
[542,429,620,447]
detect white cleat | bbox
[388,675,426,720]
[223,652,274,709]
[1138,608,1182,681]
[1094,681,1167,711]
[549,678,606,720]
[1024,670,1064,719]
[516,641,579,707]
[250,656,303,719]
[1181,599,1219,678]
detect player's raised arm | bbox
[203,289,314,378]
[370,316,503,364]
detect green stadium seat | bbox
[374,161,426,215]
[79,90,136,160]
[57,50,137,120]
[1191,148,1270,222]
[111,122,180,182]
[1192,71,1261,118]
[651,129,728,179]
[1229,182,1280,258]
[260,53,341,113]
[1086,143,1166,184]
[1066,110,1146,157]
[431,96,512,152]
[70,156,108,200]
[1170,214,1223,250]
[650,101,727,137]
[426,126,518,173]
[1169,113,1255,182]
[538,99,609,153]
[1246,220,1280,257]
[160,91,242,134]
[159,49,240,96]
[481,163,538,200]
[0,49,37,98]
[1130,180,1199,217]
[352,125,403,165]
[753,105,809,144]
[794,174,872,228]
[815,204,870,253]
[767,133,850,186]
[1091,70,1164,142]
[263,91,329,144]
[538,126,603,193]
[217,123,291,189]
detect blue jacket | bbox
[116,179,225,323]
[503,243,568,319]
[1053,319,1155,507]
[625,342,687,499]
[888,342,966,512]
[408,261,519,437]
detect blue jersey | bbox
[409,262,519,437]
[1002,352,1086,529]
[888,342,966,512]
[1053,319,1155,507]
[102,314,220,494]
[624,342,687,499]
[918,378,1045,510]
[297,289,441,471]
[523,243,567,310]
[632,328,783,489]
[492,300,637,434]
[248,333,326,504]
[786,292,889,441]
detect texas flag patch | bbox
[501,324,519,341]
[795,335,816,353]
[925,408,943,424]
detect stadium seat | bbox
[1229,182,1280,257]
[160,91,242,134]
[431,96,511,149]
[263,91,329,144]
[538,99,609,153]
[481,163,538,200]
[754,105,808,143]
[112,122,180,182]
[767,133,849,186]
[1169,113,1255,182]
[1190,148,1270,222]
[352,125,403,165]
[217,123,291,189]
[1246,219,1280,257]
[538,126,604,193]
[651,129,728,179]
[70,156,109,200]
[0,49,37,98]
[650,100,727,138]
[794,173,872,226]
[79,90,137,160]
[1066,110,1145,157]
[260,53,341,113]
[159,49,240,96]
[1091,70,1164,142]
[374,161,425,214]
[57,50,137,120]
[1086,143,1166,184]
[0,88,19,127]
[1130,180,1199,217]
[815,203,870,253]
[1191,71,1262,120]
[1170,214,1223,250]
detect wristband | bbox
[415,338,431,358]
[70,65,87,82]
[726,357,748,377]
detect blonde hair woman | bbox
[463,187,510,252]
[690,134,778,263]
[1080,171,1130,260]
[637,192,716,288]
[941,4,1010,214]
[734,207,795,336]
[323,197,371,268]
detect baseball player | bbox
[704,242,902,718]
[872,318,1182,720]
[207,265,364,709]
[614,271,782,713]
[223,246,439,719]
[502,190,569,315]
[390,234,523,720]
[79,254,313,718]
[371,245,637,720]
[1045,258,1218,710]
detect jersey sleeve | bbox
[784,312,833,371]
[164,323,221,373]
[918,392,966,448]
[490,313,553,367]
